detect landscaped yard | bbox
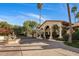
[64,40,79,48]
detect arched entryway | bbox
[52,24,59,39]
[45,26,50,39]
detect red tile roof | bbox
[72,23,79,27]
[0,28,12,34]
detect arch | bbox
[44,25,50,39]
[52,24,59,39]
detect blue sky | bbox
[0,3,79,26]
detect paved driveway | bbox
[0,37,79,56]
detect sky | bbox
[0,3,79,26]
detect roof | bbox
[38,20,69,28]
[72,22,79,27]
[0,28,12,34]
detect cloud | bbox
[43,8,54,11]
[26,13,46,20]
[20,11,54,23]
[0,11,52,26]
[18,12,49,22]
[0,15,24,25]
[0,16,9,22]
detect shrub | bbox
[63,34,69,41]
[73,30,79,40]
[63,30,79,41]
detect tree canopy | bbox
[23,20,38,30]
[0,21,12,29]
[37,3,43,10]
[76,12,79,18]
[71,6,77,13]
[23,20,38,36]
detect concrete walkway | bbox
[0,38,79,56]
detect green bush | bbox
[73,30,79,40]
[63,34,69,41]
[63,30,79,41]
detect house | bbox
[0,28,12,42]
[72,22,79,32]
[0,28,20,44]
[72,23,79,29]
[36,20,70,40]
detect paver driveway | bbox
[0,37,79,56]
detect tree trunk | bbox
[74,12,76,23]
[39,9,41,24]
[67,3,72,43]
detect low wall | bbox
[0,36,6,42]
[0,36,20,44]
[7,39,20,44]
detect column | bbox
[43,29,46,39]
[39,30,42,39]
[59,26,62,38]
[49,26,53,40]
[36,30,38,39]
[36,29,40,39]
[36,31,38,38]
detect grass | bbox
[64,40,79,48]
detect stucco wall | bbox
[39,21,62,30]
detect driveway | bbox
[0,37,79,56]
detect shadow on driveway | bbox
[0,37,79,54]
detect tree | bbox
[75,12,79,22]
[37,3,43,24]
[13,25,26,36]
[67,3,72,43]
[0,21,13,35]
[23,20,38,36]
[71,6,77,23]
[0,21,12,29]
[23,20,38,30]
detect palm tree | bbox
[67,3,72,43]
[71,6,77,23]
[75,12,79,22]
[37,3,43,24]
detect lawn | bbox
[64,40,79,48]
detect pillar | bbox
[39,30,42,39]
[36,30,38,39]
[59,25,62,38]
[36,31,38,38]
[49,26,53,40]
[44,29,46,39]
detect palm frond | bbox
[71,6,77,13]
[76,12,79,18]
[37,3,43,10]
